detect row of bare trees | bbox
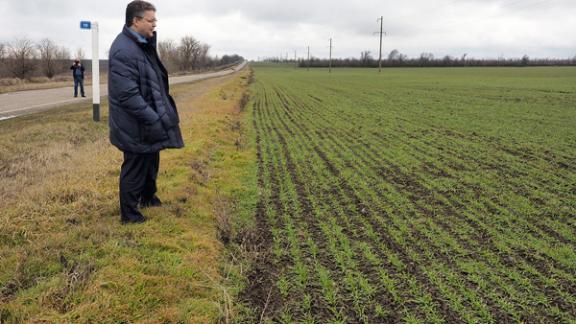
[158,36,242,73]
[321,50,576,68]
[1,35,243,80]
[0,38,73,79]
[262,49,576,68]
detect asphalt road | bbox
[0,61,247,121]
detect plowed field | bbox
[242,65,576,323]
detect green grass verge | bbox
[0,69,255,323]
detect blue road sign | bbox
[80,21,91,29]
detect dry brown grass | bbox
[0,67,255,322]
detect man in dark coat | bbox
[108,0,184,224]
[70,60,85,97]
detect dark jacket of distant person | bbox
[70,62,85,79]
[108,25,184,154]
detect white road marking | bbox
[1,98,89,114]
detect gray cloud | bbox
[0,0,574,60]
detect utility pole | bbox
[329,38,332,73]
[307,46,310,71]
[294,50,297,68]
[377,16,384,73]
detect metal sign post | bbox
[80,20,100,122]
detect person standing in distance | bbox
[70,59,85,97]
[108,0,184,224]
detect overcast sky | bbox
[1,0,574,61]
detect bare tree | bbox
[197,44,211,69]
[360,50,373,66]
[0,42,6,62]
[178,36,201,71]
[419,52,434,66]
[75,47,85,61]
[9,37,37,79]
[0,42,6,78]
[220,54,242,65]
[388,49,400,61]
[158,39,178,72]
[37,38,58,78]
[56,46,70,61]
[387,49,407,66]
[158,39,176,59]
[55,46,71,74]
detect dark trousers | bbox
[74,77,85,97]
[119,151,159,221]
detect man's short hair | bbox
[125,0,156,27]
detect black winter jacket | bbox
[108,26,184,153]
[70,64,85,79]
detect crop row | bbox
[244,67,575,323]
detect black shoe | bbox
[81,95,86,97]
[121,216,147,224]
[74,95,77,97]
[140,196,162,208]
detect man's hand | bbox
[142,120,168,143]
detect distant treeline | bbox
[0,36,243,80]
[157,36,243,74]
[262,49,576,68]
[0,39,71,80]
